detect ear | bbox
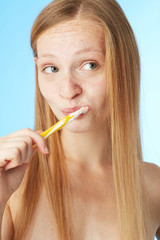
[34,57,38,65]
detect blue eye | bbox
[43,66,58,73]
[81,62,98,70]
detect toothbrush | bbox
[33,106,88,149]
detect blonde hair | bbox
[13,0,150,239]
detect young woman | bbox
[0,0,160,239]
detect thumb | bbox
[36,130,44,135]
[31,147,38,159]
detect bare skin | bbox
[1,161,160,240]
[0,19,160,239]
[0,128,49,240]
[35,19,111,170]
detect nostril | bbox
[73,92,81,99]
[59,83,82,100]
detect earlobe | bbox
[34,57,38,65]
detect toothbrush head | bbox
[68,106,89,119]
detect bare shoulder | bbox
[142,161,160,174]
[142,161,160,238]
[142,161,160,201]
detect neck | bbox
[60,126,112,173]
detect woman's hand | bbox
[0,128,49,204]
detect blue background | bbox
[0,0,160,170]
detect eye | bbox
[43,66,58,73]
[81,62,98,70]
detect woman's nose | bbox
[59,75,82,100]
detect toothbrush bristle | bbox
[74,106,88,118]
[68,106,89,119]
[82,106,88,113]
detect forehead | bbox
[37,19,105,56]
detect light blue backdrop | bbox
[0,1,160,170]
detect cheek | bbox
[93,81,108,106]
[38,78,57,103]
[92,80,109,121]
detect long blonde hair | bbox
[14,0,150,239]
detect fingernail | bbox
[5,162,15,171]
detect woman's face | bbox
[36,19,109,133]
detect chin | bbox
[65,120,92,133]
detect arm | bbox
[0,128,49,239]
[0,203,5,240]
[1,202,13,240]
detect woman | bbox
[0,0,160,239]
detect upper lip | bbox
[61,105,90,113]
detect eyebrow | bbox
[38,47,105,59]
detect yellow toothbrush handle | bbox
[32,106,88,149]
[32,115,72,149]
[40,121,63,138]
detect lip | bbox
[61,104,91,116]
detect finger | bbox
[0,137,48,170]
[7,128,49,154]
[0,147,21,169]
[3,146,37,171]
[5,160,29,172]
[36,130,44,134]
[24,142,38,163]
[0,137,33,163]
[0,159,9,168]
